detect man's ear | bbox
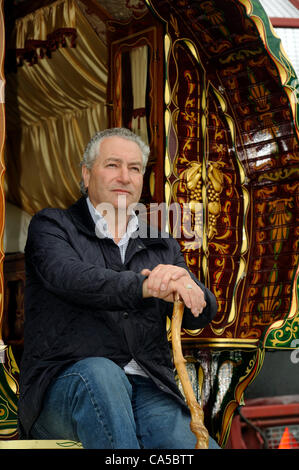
[81,165,90,189]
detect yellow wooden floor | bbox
[0,440,83,449]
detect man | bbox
[18,127,219,449]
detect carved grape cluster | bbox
[182,161,225,239]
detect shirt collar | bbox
[86,197,139,245]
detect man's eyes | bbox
[106,163,141,172]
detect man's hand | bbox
[141,264,188,294]
[141,265,206,317]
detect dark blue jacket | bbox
[18,197,217,437]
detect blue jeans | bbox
[30,357,220,449]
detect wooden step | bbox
[0,440,83,449]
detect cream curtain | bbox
[5,0,108,214]
[130,45,148,145]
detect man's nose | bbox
[118,166,130,183]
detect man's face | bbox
[82,136,144,212]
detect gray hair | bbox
[80,127,150,195]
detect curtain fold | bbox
[14,0,77,45]
[5,0,108,214]
[130,45,148,145]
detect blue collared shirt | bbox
[86,197,139,263]
[86,197,147,376]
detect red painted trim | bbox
[270,17,299,27]
[289,0,299,10]
[242,403,299,419]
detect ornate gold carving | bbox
[181,162,202,203]
[207,161,225,239]
[181,160,226,240]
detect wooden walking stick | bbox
[171,294,209,449]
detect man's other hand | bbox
[141,265,206,317]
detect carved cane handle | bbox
[171,295,209,449]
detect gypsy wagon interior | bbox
[0,0,298,448]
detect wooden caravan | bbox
[0,0,298,447]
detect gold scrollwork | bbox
[220,47,263,64]
[269,315,299,348]
[248,70,270,112]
